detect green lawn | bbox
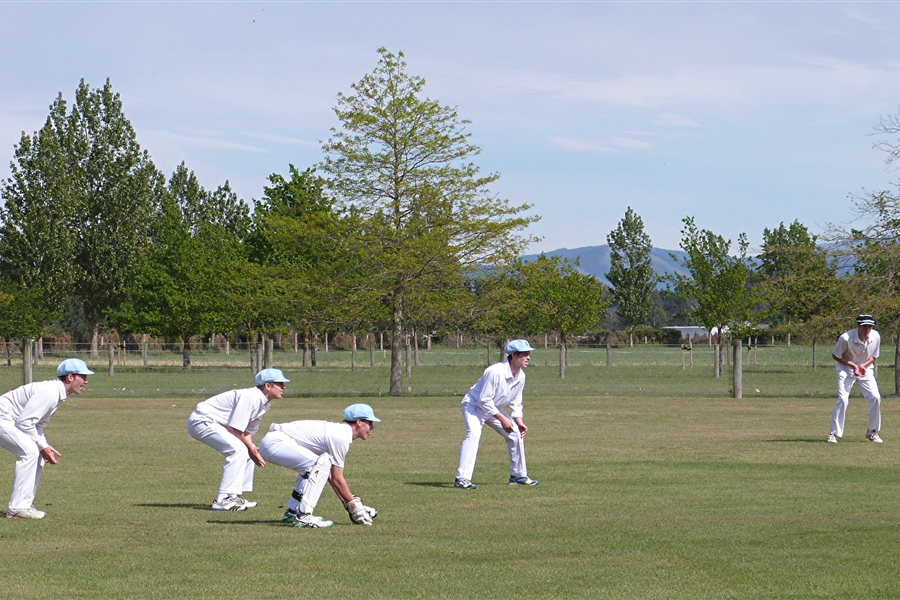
[1,347,898,598]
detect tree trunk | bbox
[90,324,100,358]
[351,332,356,372]
[182,337,192,371]
[389,300,404,394]
[310,333,317,367]
[812,337,818,373]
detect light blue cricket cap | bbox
[57,358,94,376]
[504,339,535,354]
[255,368,290,385]
[343,403,381,423]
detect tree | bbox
[0,281,43,366]
[606,207,657,347]
[115,167,246,369]
[758,220,843,370]
[320,48,539,394]
[0,79,165,356]
[516,255,609,378]
[670,217,758,377]
[0,97,80,324]
[828,190,900,393]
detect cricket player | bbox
[454,339,540,489]
[0,358,94,519]
[828,314,882,444]
[258,403,380,528]
[187,368,289,511]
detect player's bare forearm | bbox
[227,426,265,466]
[329,466,354,503]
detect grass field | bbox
[1,345,899,599]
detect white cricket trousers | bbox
[0,420,44,510]
[831,366,882,437]
[187,417,255,497]
[258,430,322,512]
[455,402,527,481]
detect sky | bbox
[2,1,900,255]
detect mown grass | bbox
[1,345,899,598]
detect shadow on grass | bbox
[134,503,213,511]
[206,520,290,527]
[405,481,455,488]
[769,437,845,443]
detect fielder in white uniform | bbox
[259,403,380,528]
[455,339,540,489]
[828,314,882,444]
[187,368,289,511]
[0,358,94,519]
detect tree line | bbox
[2,48,899,394]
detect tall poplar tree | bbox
[321,48,539,394]
[0,79,164,355]
[606,207,657,347]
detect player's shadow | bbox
[207,520,288,527]
[134,503,215,511]
[405,481,456,488]
[768,437,837,443]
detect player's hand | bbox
[854,365,867,377]
[517,422,529,436]
[499,416,514,433]
[345,496,374,526]
[250,446,266,468]
[40,446,61,465]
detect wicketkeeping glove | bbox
[344,496,376,526]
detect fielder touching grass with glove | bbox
[258,403,380,528]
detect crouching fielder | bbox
[455,339,540,490]
[187,368,289,511]
[259,403,380,528]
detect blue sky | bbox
[2,1,900,254]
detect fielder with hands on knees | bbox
[187,368,289,511]
[258,403,380,528]
[455,339,539,490]
[827,314,883,444]
[0,358,93,519]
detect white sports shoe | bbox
[867,431,884,443]
[292,513,334,528]
[7,505,46,519]
[211,495,248,511]
[826,433,838,444]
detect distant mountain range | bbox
[522,245,691,288]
